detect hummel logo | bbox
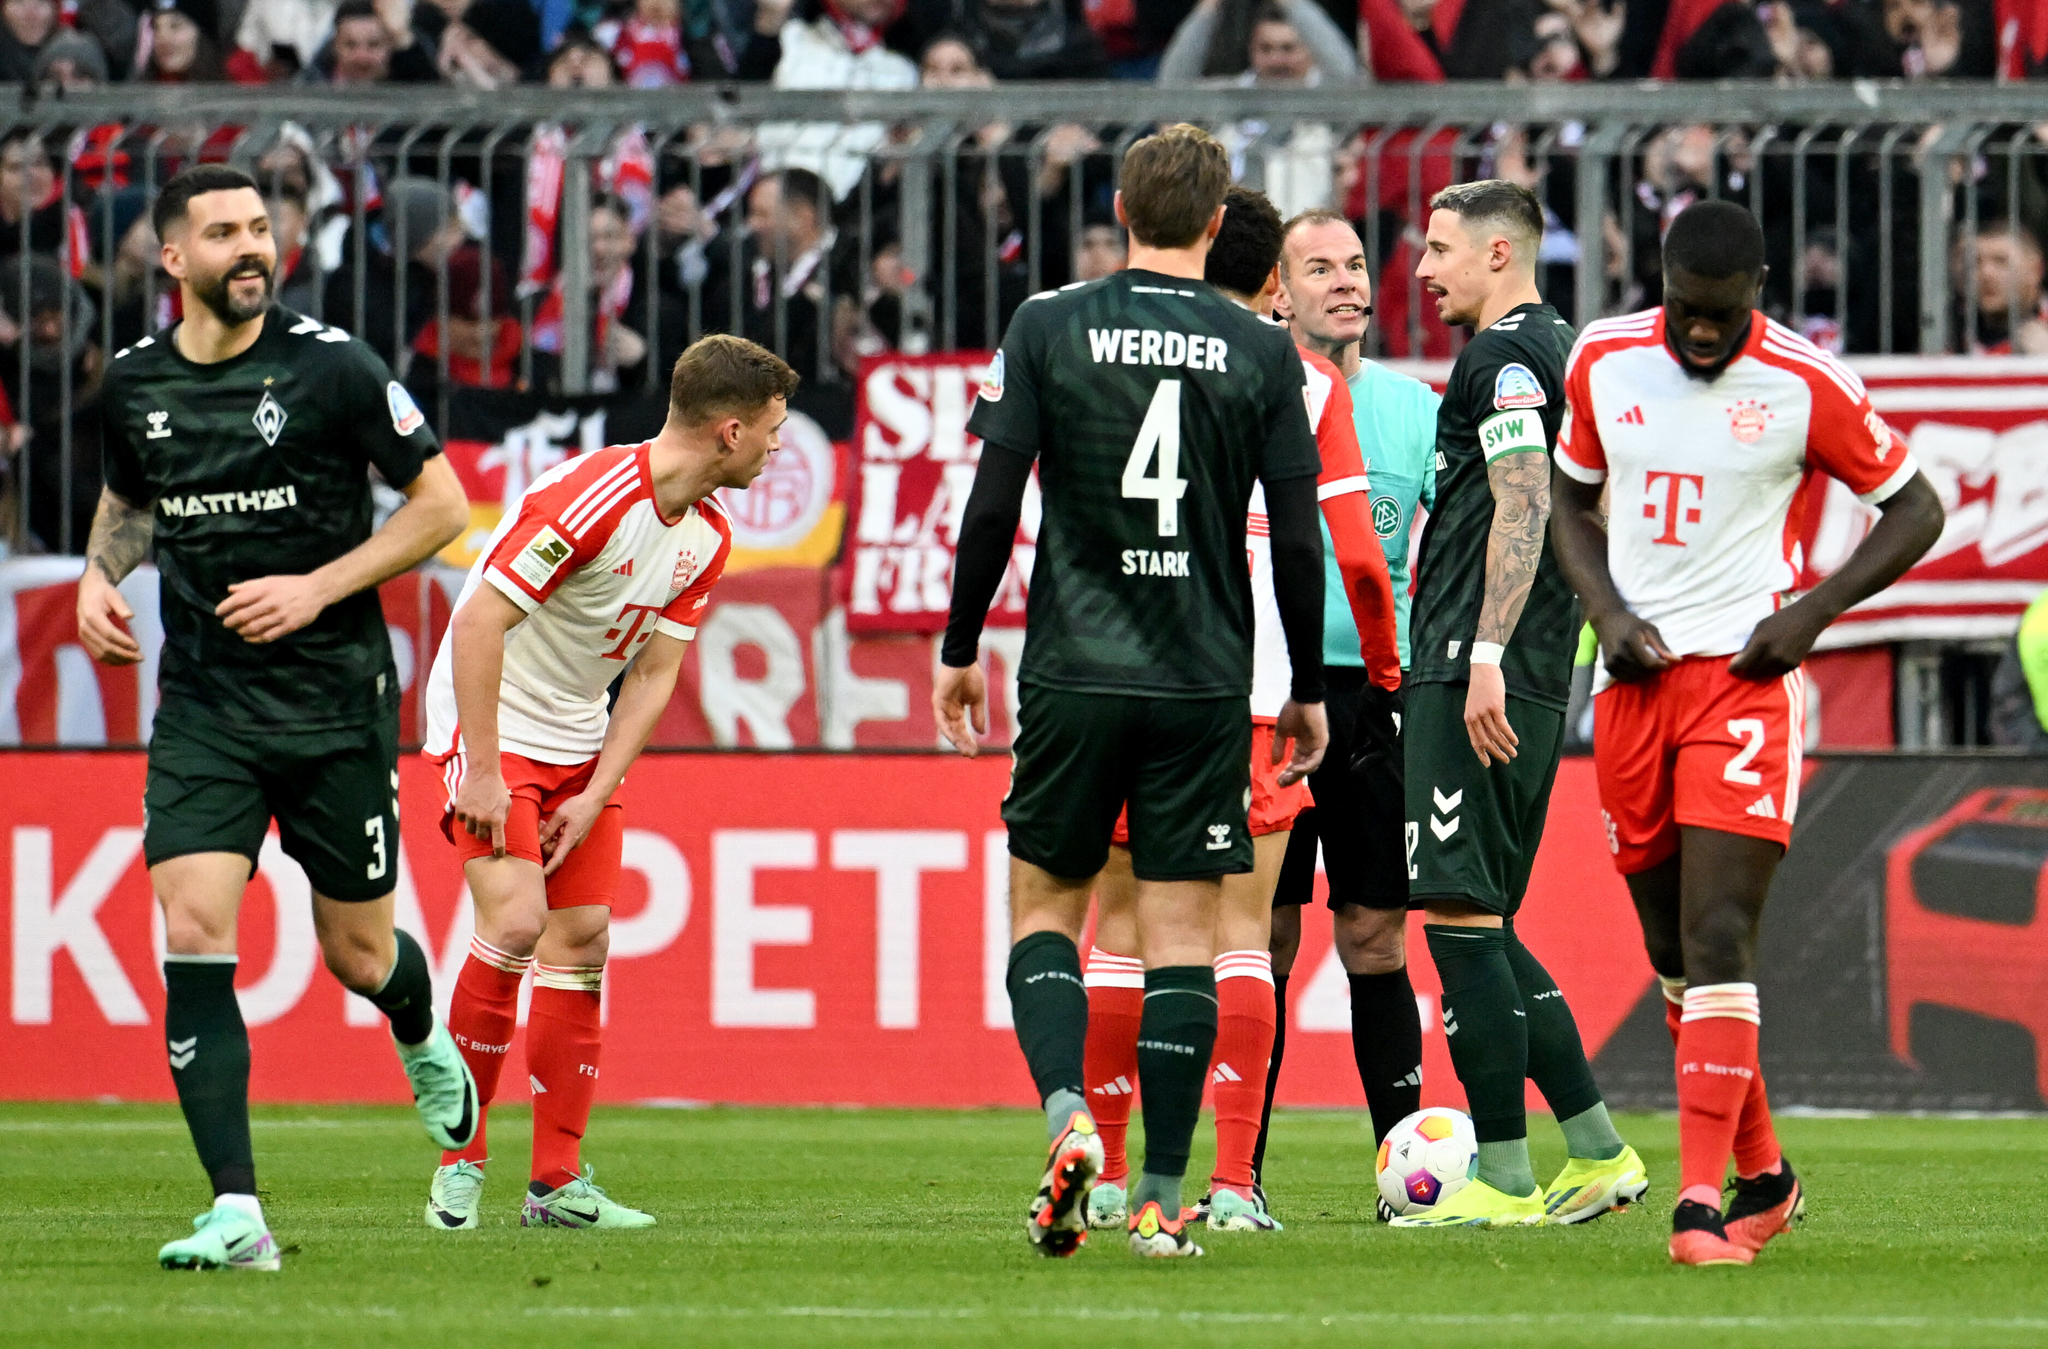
[146,410,172,439]
[1091,1075,1134,1097]
[529,1074,548,1094]
[1212,1062,1242,1085]
[168,1036,197,1069]
[613,559,633,576]
[1615,405,1645,425]
[1430,786,1462,842]
[1205,823,1232,851]
[1746,794,1777,819]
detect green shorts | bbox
[1402,680,1564,918]
[1004,683,1253,882]
[144,703,402,902]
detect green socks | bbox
[1503,924,1621,1160]
[1006,932,1091,1139]
[1476,1140,1538,1199]
[1423,924,1527,1145]
[164,956,256,1197]
[367,929,435,1047]
[1134,964,1218,1209]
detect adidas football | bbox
[1375,1107,1479,1216]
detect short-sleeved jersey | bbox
[422,443,734,764]
[1342,358,1441,669]
[1556,309,1920,689]
[966,270,1322,698]
[1248,349,1370,718]
[1409,301,1580,709]
[99,305,439,736]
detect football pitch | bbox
[6,1104,2043,1349]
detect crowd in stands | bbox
[2,0,2047,556]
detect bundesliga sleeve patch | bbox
[510,525,573,589]
[1478,409,1548,461]
[387,381,427,436]
[978,350,1005,403]
[1492,362,1547,410]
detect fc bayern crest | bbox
[1727,399,1771,444]
[671,549,697,597]
[252,390,287,446]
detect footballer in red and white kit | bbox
[1083,190,1400,1242]
[416,335,798,1235]
[1550,202,1942,1268]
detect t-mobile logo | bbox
[1642,470,1705,546]
[601,602,666,660]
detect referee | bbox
[75,165,474,1272]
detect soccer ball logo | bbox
[1376,1106,1478,1216]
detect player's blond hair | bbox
[669,334,800,427]
[1119,124,1230,250]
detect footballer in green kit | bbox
[1395,180,1647,1229]
[934,125,1332,1260]
[75,165,473,1271]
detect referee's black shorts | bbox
[1274,665,1410,912]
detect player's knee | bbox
[1268,905,1302,973]
[1334,905,1405,974]
[1680,902,1755,983]
[158,896,235,955]
[538,908,611,967]
[319,929,392,993]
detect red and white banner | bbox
[841,353,1034,633]
[0,752,1647,1109]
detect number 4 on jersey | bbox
[1123,379,1189,536]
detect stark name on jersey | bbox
[423,442,733,764]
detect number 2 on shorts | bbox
[1723,718,1766,786]
[1123,379,1188,536]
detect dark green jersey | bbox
[101,305,441,736]
[966,270,1321,698]
[1408,302,1580,710]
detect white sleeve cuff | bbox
[1317,474,1370,501]
[483,567,541,613]
[1858,455,1919,506]
[1552,448,1606,485]
[654,617,698,641]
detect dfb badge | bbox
[252,390,288,447]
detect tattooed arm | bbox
[76,487,153,665]
[1464,450,1550,767]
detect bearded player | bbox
[1550,200,1943,1265]
[1396,180,1647,1229]
[421,335,793,1229]
[1078,187,1401,1237]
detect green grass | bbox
[5,1104,2045,1348]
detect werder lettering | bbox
[1087,328,1228,372]
[1023,970,1085,989]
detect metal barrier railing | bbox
[6,80,2048,555]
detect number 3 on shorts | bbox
[365,815,388,880]
[1124,380,1188,536]
[1724,718,1766,786]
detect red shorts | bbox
[434,749,624,909]
[1111,722,1312,846]
[1592,658,1807,874]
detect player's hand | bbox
[76,563,142,666]
[1464,662,1519,766]
[1593,610,1676,684]
[933,661,988,757]
[217,573,334,644]
[1274,699,1328,786]
[539,791,604,876]
[1349,682,1403,779]
[454,768,511,858]
[1728,605,1824,681]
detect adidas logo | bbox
[1091,1075,1133,1097]
[1211,1063,1242,1085]
[529,1075,548,1094]
[1615,405,1645,425]
[1394,1067,1422,1088]
[612,559,633,576]
[1746,794,1777,819]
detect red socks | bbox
[1209,950,1277,1194]
[527,963,605,1190]
[1083,948,1144,1184]
[441,937,531,1167]
[1675,983,1762,1207]
[1663,975,1782,1184]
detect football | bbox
[1376,1107,1480,1217]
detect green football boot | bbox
[1543,1144,1649,1225]
[158,1202,281,1271]
[1388,1177,1545,1228]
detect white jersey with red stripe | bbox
[423,441,734,764]
[1247,349,1371,719]
[1555,309,1918,689]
